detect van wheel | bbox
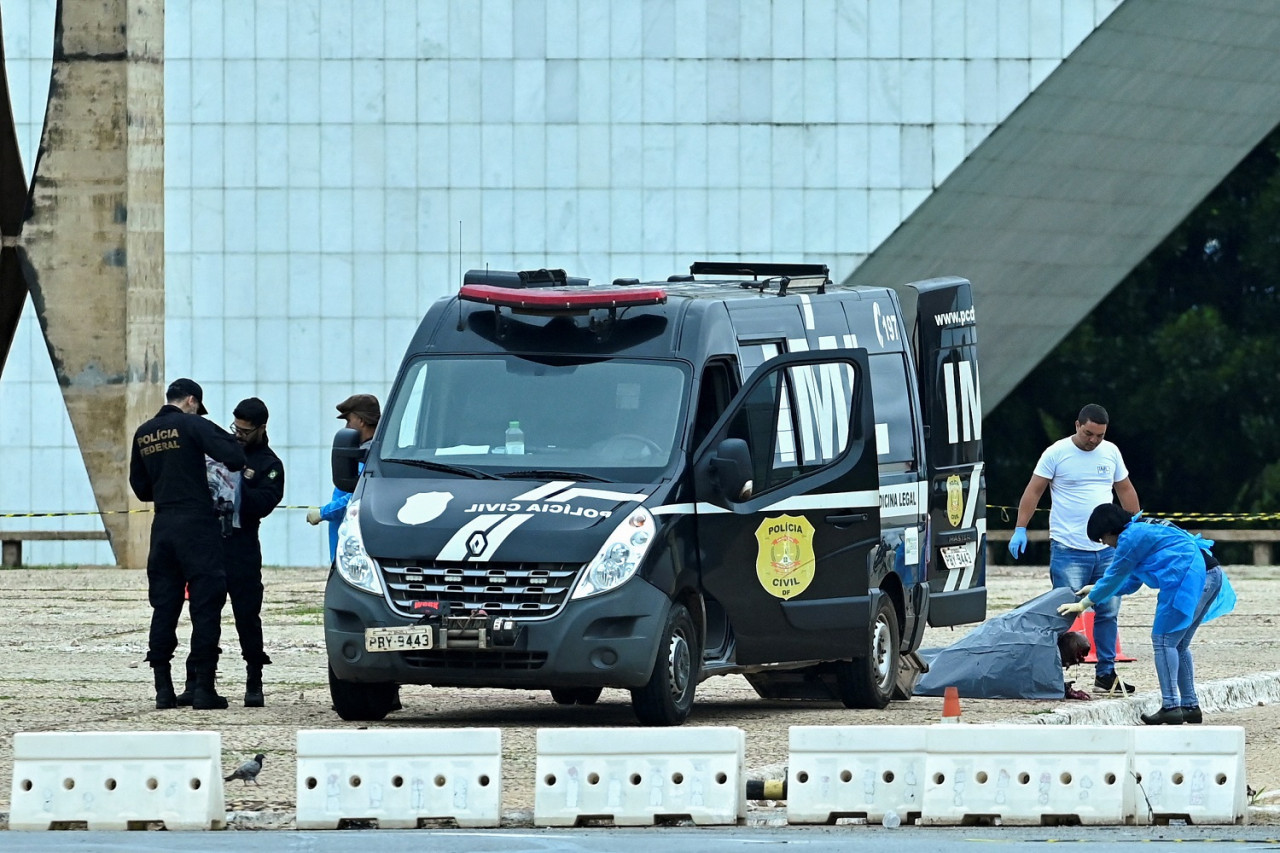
[835,595,900,710]
[630,603,699,726]
[329,665,400,721]
[550,687,603,705]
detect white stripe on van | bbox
[472,514,535,561]
[799,294,815,330]
[547,487,648,504]
[514,481,575,501]
[651,489,880,517]
[438,514,508,561]
[875,422,890,455]
[962,461,984,528]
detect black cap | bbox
[233,397,269,426]
[166,378,208,415]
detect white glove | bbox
[1057,596,1093,617]
[1077,584,1095,597]
[306,508,322,525]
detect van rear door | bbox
[907,277,986,627]
[692,350,881,665]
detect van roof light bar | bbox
[458,283,667,313]
[689,261,830,280]
[462,268,591,289]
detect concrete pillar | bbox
[20,0,164,568]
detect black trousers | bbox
[225,528,271,667]
[146,511,226,668]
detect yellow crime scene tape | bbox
[988,505,1280,524]
[0,506,320,518]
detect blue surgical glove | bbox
[1008,527,1028,559]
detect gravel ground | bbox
[2,563,1278,828]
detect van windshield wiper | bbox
[384,458,502,480]
[499,469,611,483]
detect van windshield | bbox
[379,355,690,480]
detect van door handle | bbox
[825,512,869,527]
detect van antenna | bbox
[455,220,465,330]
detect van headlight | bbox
[335,499,384,596]
[571,508,656,599]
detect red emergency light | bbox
[459,284,667,313]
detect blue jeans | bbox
[1050,541,1119,676]
[1151,567,1222,710]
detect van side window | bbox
[692,359,740,449]
[868,353,918,470]
[729,360,859,494]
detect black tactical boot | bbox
[192,665,230,710]
[174,659,197,707]
[244,664,265,708]
[153,664,177,710]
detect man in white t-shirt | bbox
[1008,403,1141,694]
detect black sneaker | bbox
[1093,673,1136,695]
[1141,706,1184,725]
[1181,705,1203,724]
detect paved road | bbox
[6,825,1280,853]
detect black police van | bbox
[326,262,986,725]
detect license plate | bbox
[940,545,973,571]
[365,626,434,652]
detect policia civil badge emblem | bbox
[755,515,816,598]
[946,474,964,527]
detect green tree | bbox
[986,126,1280,524]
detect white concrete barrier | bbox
[1131,726,1246,825]
[295,728,502,829]
[920,725,1133,826]
[534,727,745,827]
[9,731,225,831]
[787,725,926,824]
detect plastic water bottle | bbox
[881,811,902,828]
[505,420,525,455]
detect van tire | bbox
[631,603,699,726]
[835,595,900,709]
[550,687,603,705]
[329,665,400,721]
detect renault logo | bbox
[467,531,488,557]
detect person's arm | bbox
[1015,475,1050,528]
[1008,474,1050,559]
[1114,477,1140,514]
[128,441,152,502]
[1089,529,1150,605]
[198,419,247,472]
[320,489,351,523]
[240,457,284,521]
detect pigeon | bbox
[225,753,265,785]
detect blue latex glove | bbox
[1008,527,1028,559]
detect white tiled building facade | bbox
[0,0,1121,567]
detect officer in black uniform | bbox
[176,396,285,707]
[129,378,245,710]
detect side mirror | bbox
[331,428,365,493]
[708,438,754,503]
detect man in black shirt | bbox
[224,397,284,706]
[129,378,245,710]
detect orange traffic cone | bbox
[1068,611,1136,663]
[941,686,962,723]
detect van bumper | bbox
[324,571,668,689]
[927,586,987,627]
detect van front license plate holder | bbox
[939,545,974,571]
[365,625,434,652]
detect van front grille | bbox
[379,559,581,618]
[401,649,547,671]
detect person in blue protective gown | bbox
[306,394,380,563]
[1059,504,1237,725]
